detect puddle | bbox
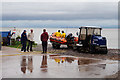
[2,54,118,78]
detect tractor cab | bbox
[78,26,102,46]
[76,26,107,53]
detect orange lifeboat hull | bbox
[50,33,78,44]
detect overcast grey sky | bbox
[1,2,118,28]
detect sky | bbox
[0,1,118,28]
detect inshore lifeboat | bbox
[50,33,67,44]
[50,32,78,44]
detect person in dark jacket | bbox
[21,30,27,52]
[7,32,13,45]
[41,29,49,53]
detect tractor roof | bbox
[79,26,102,29]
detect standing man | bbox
[21,30,27,52]
[41,29,49,54]
[27,29,34,52]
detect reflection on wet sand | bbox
[21,56,27,74]
[78,64,106,72]
[20,55,103,74]
[50,55,100,65]
[49,55,107,73]
[49,55,76,64]
[77,58,106,72]
[66,57,75,63]
[28,56,33,73]
[78,58,100,65]
[18,55,118,78]
[21,56,33,74]
[40,55,47,72]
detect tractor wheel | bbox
[89,45,95,54]
[67,45,72,49]
[103,47,108,54]
[52,44,56,49]
[52,43,60,49]
[56,45,60,49]
[73,45,77,51]
[72,42,77,51]
[77,47,84,53]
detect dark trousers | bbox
[0,41,1,50]
[7,38,10,45]
[27,40,33,51]
[21,41,26,52]
[42,41,47,53]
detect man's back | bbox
[41,32,49,42]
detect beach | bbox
[1,46,119,78]
[33,44,120,60]
[1,1,119,79]
[33,44,120,79]
[1,28,119,79]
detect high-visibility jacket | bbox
[55,32,61,37]
[54,59,60,63]
[61,33,66,38]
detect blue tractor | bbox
[75,26,107,54]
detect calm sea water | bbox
[2,27,118,49]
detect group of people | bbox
[7,29,66,54]
[21,29,34,52]
[21,29,49,54]
[54,30,66,38]
[21,29,67,53]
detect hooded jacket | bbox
[41,32,49,42]
[21,32,27,43]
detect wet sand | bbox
[33,44,120,60]
[33,44,120,79]
[2,54,118,78]
[1,46,120,79]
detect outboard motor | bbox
[66,33,74,42]
[66,33,75,48]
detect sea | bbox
[1,27,118,49]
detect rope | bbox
[16,44,22,52]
